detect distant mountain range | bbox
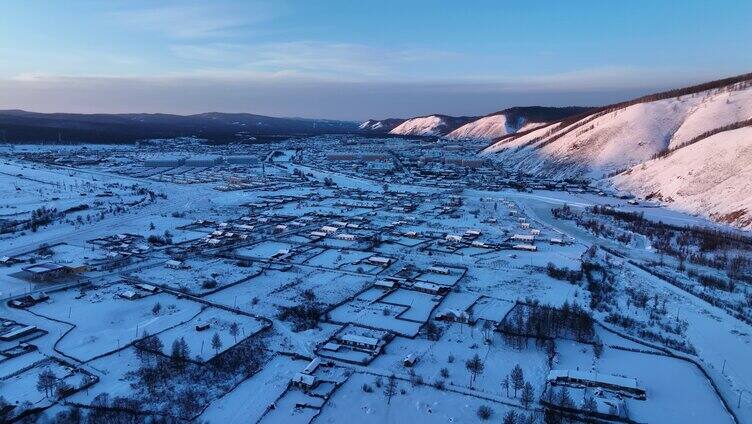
[481,72,752,228]
[0,110,360,143]
[360,106,592,139]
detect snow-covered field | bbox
[1,135,747,424]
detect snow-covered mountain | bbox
[613,124,752,228]
[481,73,752,228]
[359,118,406,133]
[388,115,477,137]
[446,106,591,141]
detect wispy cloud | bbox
[169,41,461,80]
[112,3,276,39]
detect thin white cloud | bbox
[170,41,461,80]
[112,3,276,39]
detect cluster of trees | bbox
[126,330,266,419]
[277,303,323,331]
[581,258,616,312]
[29,206,60,231]
[500,365,536,407]
[500,301,595,345]
[604,312,696,354]
[545,263,582,283]
[147,231,173,246]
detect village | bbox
[0,136,746,424]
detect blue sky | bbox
[1,0,750,120]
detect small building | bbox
[428,266,450,275]
[118,290,139,300]
[513,244,537,252]
[403,353,418,367]
[366,256,392,267]
[339,333,381,350]
[291,372,318,390]
[135,283,160,293]
[436,309,470,323]
[412,281,449,295]
[374,279,399,290]
[445,234,463,243]
[270,249,290,260]
[336,233,357,241]
[547,369,646,399]
[464,229,482,239]
[321,226,338,233]
[310,231,327,238]
[511,234,535,243]
[530,229,541,235]
[22,263,72,281]
[0,325,38,341]
[303,357,321,375]
[165,260,187,270]
[195,323,211,332]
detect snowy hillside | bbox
[482,76,752,179]
[446,114,520,140]
[359,118,406,133]
[480,73,752,228]
[388,115,475,137]
[612,125,752,228]
[446,107,589,141]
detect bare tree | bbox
[465,354,485,388]
[384,374,397,405]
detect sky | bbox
[0,0,750,120]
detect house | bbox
[0,325,37,341]
[530,229,541,235]
[135,283,160,293]
[464,229,482,239]
[291,372,317,390]
[303,357,321,375]
[118,290,139,300]
[195,323,210,331]
[428,266,450,275]
[270,249,290,260]
[511,234,535,243]
[550,238,565,245]
[547,369,646,399]
[436,309,470,323]
[336,233,357,241]
[165,260,187,270]
[366,256,392,267]
[403,353,418,367]
[445,234,463,243]
[412,281,449,295]
[513,244,537,252]
[22,263,72,281]
[321,226,338,233]
[310,231,327,238]
[339,333,381,350]
[374,279,399,290]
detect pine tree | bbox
[229,322,240,343]
[502,410,518,424]
[521,381,534,408]
[511,364,524,397]
[211,332,223,355]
